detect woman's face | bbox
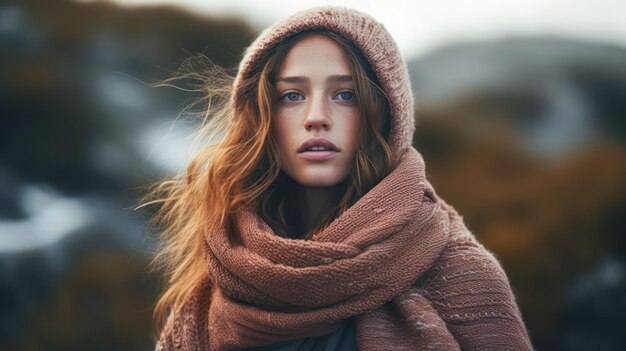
[273,34,361,187]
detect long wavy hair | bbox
[141,29,395,336]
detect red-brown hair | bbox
[141,29,394,336]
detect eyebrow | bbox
[275,75,353,84]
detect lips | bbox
[297,137,339,153]
[297,137,340,161]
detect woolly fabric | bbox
[155,148,533,351]
[155,5,533,351]
[232,6,415,164]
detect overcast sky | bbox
[81,0,626,58]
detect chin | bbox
[286,169,349,188]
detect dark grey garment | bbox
[247,317,357,351]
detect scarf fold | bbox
[156,146,533,350]
[203,147,454,350]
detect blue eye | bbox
[337,91,354,101]
[282,92,303,102]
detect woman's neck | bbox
[287,182,344,238]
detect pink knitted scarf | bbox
[155,7,534,350]
[156,147,533,350]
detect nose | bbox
[304,95,331,131]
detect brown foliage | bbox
[415,102,626,349]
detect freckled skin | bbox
[273,34,361,187]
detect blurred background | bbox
[1,0,624,350]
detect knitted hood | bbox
[154,7,535,351]
[232,6,415,162]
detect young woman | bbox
[148,6,533,351]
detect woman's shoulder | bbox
[423,207,513,302]
[155,278,213,350]
[428,199,506,282]
[413,204,534,350]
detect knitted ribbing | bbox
[232,6,415,163]
[155,6,533,351]
[156,147,533,350]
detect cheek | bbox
[273,116,295,154]
[344,114,362,154]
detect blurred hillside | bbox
[1,0,625,350]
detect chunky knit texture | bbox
[156,147,533,350]
[155,6,533,351]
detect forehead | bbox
[277,34,351,78]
